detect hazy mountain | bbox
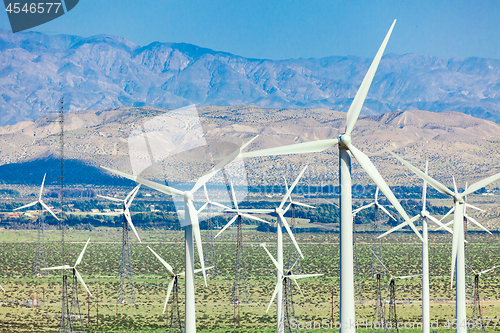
[1,106,500,188]
[1,30,500,125]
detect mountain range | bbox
[1,30,500,126]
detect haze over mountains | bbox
[1,30,500,126]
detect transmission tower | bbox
[34,213,48,276]
[386,279,399,333]
[118,216,135,304]
[58,275,73,333]
[371,273,385,333]
[471,274,485,333]
[70,270,86,332]
[280,275,296,333]
[232,215,249,326]
[168,276,183,333]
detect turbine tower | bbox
[386,150,500,333]
[261,243,323,332]
[15,173,60,276]
[237,20,420,331]
[102,136,257,332]
[96,185,141,304]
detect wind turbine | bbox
[14,173,59,220]
[378,161,453,333]
[42,237,92,297]
[234,20,420,331]
[353,187,396,221]
[386,150,500,333]
[260,243,323,329]
[147,246,212,314]
[101,136,258,332]
[225,165,310,331]
[96,184,142,242]
[471,265,498,331]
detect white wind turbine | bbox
[214,181,271,238]
[225,165,310,331]
[101,136,258,332]
[96,184,142,242]
[352,187,396,222]
[147,246,212,314]
[42,238,92,296]
[378,161,454,333]
[260,243,323,314]
[15,173,59,221]
[386,150,500,333]
[236,20,421,331]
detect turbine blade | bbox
[378,215,419,239]
[40,202,60,221]
[280,165,308,210]
[125,210,142,242]
[452,176,458,194]
[439,207,455,222]
[396,274,422,279]
[291,201,315,209]
[225,208,274,214]
[41,265,71,271]
[240,213,271,224]
[188,201,206,286]
[14,201,38,211]
[344,20,396,135]
[465,203,485,212]
[480,266,498,275]
[266,282,281,313]
[350,145,423,242]
[293,279,305,299]
[74,268,92,296]
[260,243,284,275]
[163,278,175,314]
[75,238,91,266]
[279,213,304,259]
[465,214,492,234]
[197,202,209,215]
[214,215,238,238]
[211,202,230,210]
[386,149,455,198]
[465,170,500,199]
[97,194,123,202]
[38,173,46,201]
[377,203,397,221]
[101,166,184,196]
[353,202,375,214]
[0,284,4,292]
[191,136,259,193]
[147,246,174,275]
[125,184,141,208]
[426,214,454,234]
[230,181,239,210]
[194,266,214,275]
[289,273,324,280]
[203,184,209,202]
[241,139,339,158]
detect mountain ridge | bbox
[1,30,500,125]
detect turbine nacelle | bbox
[184,191,194,202]
[275,207,285,216]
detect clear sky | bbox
[1,0,499,60]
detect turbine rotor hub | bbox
[275,207,285,215]
[184,191,194,201]
[339,134,352,147]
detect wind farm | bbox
[1,12,500,333]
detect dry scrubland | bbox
[0,228,499,332]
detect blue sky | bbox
[1,0,499,60]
